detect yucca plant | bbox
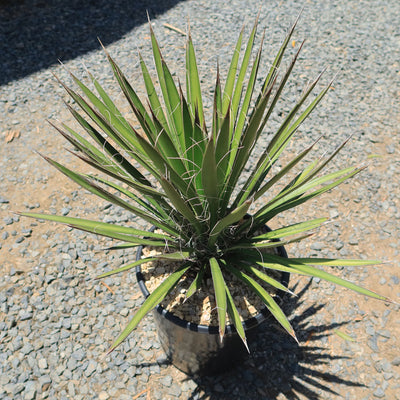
[21,15,390,353]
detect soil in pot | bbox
[135,228,289,376]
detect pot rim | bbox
[135,225,289,336]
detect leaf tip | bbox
[242,337,250,353]
[292,330,299,345]
[105,345,116,356]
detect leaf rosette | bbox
[21,14,390,353]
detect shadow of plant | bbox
[0,0,183,85]
[184,280,364,399]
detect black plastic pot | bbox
[135,226,289,376]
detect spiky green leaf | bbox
[108,263,191,353]
[210,258,227,341]
[257,255,390,302]
[226,264,297,342]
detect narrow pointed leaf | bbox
[225,264,297,341]
[226,87,271,192]
[156,251,192,260]
[18,212,178,245]
[185,265,206,299]
[64,104,151,185]
[56,76,140,154]
[162,60,185,152]
[254,167,363,225]
[230,14,259,125]
[139,53,170,133]
[241,264,294,295]
[252,218,328,241]
[225,283,248,351]
[289,258,381,267]
[149,23,184,153]
[258,255,390,302]
[149,107,188,178]
[96,257,158,279]
[290,136,352,190]
[222,26,244,114]
[180,89,207,185]
[133,129,196,199]
[212,65,223,140]
[210,258,227,342]
[233,30,264,148]
[259,11,302,97]
[228,233,313,251]
[202,137,219,224]
[239,137,317,206]
[41,156,179,235]
[86,173,172,221]
[50,121,109,168]
[186,31,204,127]
[104,50,157,141]
[107,263,191,353]
[266,71,329,162]
[69,71,135,139]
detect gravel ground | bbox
[1,0,399,399]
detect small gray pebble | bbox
[12,383,25,396]
[19,312,33,321]
[12,338,23,351]
[45,275,56,284]
[38,358,48,369]
[390,275,399,285]
[84,360,97,377]
[62,318,72,330]
[21,228,32,237]
[24,381,36,393]
[20,343,34,355]
[67,358,78,372]
[348,237,359,245]
[310,242,323,251]
[38,375,51,391]
[71,349,86,361]
[392,356,400,366]
[373,387,386,398]
[366,325,375,336]
[159,375,172,387]
[368,336,379,352]
[24,389,37,400]
[168,383,182,397]
[61,207,70,216]
[386,144,395,154]
[17,371,30,383]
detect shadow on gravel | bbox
[0,0,183,85]
[186,280,365,399]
